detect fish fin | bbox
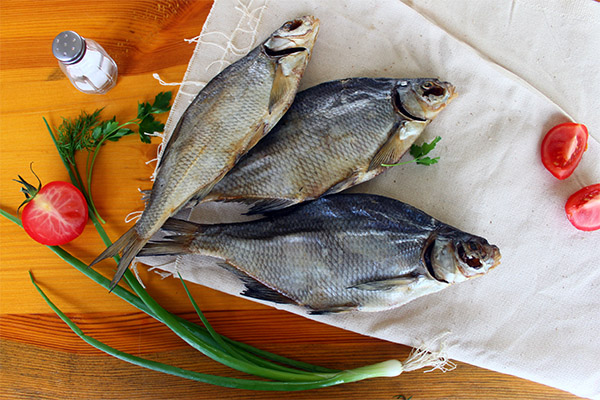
[368,130,407,171]
[89,227,148,291]
[349,275,418,291]
[161,218,202,234]
[140,189,151,205]
[90,227,136,265]
[321,178,356,198]
[216,261,297,306]
[245,198,297,215]
[187,181,224,208]
[309,303,360,315]
[137,219,201,256]
[268,61,292,114]
[205,196,297,215]
[138,240,190,257]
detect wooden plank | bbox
[0,311,582,400]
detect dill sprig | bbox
[46,91,172,223]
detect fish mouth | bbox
[285,19,305,31]
[264,46,308,57]
[455,242,501,277]
[422,86,447,98]
[264,16,319,56]
[416,81,457,115]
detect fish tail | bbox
[137,218,202,257]
[89,226,148,291]
[138,239,190,257]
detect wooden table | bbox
[0,1,583,399]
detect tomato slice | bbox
[565,184,600,232]
[21,181,88,245]
[541,122,588,180]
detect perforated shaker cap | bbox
[52,31,86,64]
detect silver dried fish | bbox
[140,194,500,314]
[204,78,456,214]
[91,16,320,289]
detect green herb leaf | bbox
[150,91,173,114]
[382,136,442,167]
[107,128,135,142]
[138,115,164,142]
[98,119,120,140]
[56,109,104,160]
[415,156,440,166]
[410,136,441,159]
[137,102,153,119]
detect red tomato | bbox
[21,181,88,245]
[565,184,600,232]
[541,122,588,180]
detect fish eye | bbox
[285,20,303,31]
[457,242,483,269]
[421,82,446,98]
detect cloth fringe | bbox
[402,333,456,373]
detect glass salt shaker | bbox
[52,31,118,94]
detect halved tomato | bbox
[565,184,600,232]
[541,122,588,180]
[21,181,89,245]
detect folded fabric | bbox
[145,1,600,398]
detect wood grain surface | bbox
[0,1,583,399]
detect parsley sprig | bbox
[45,92,172,223]
[382,136,442,167]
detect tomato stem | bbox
[13,163,43,213]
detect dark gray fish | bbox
[203,78,457,214]
[139,194,500,314]
[91,16,320,289]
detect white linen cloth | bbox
[144,1,600,398]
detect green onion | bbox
[29,269,413,390]
[0,99,450,391]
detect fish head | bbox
[263,16,320,61]
[425,228,501,284]
[395,78,457,121]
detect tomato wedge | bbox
[565,184,600,232]
[21,181,88,245]
[541,122,588,180]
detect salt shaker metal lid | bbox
[52,31,86,64]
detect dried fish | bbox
[204,78,456,214]
[140,194,500,314]
[91,16,320,289]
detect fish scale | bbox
[141,194,500,314]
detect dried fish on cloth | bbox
[140,194,500,314]
[204,78,456,214]
[142,1,600,398]
[91,16,319,289]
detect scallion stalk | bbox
[0,101,445,391]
